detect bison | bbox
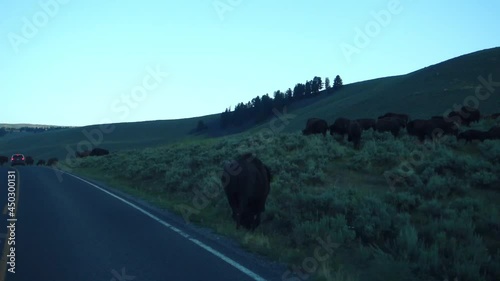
[89,148,109,156]
[302,118,328,136]
[484,113,500,121]
[76,150,91,158]
[447,106,480,126]
[355,118,376,131]
[347,121,362,149]
[375,117,403,137]
[36,160,46,166]
[486,126,500,140]
[25,156,34,165]
[407,119,458,142]
[0,156,8,166]
[457,130,488,143]
[378,112,409,127]
[431,116,445,120]
[222,153,272,231]
[47,158,58,166]
[329,117,350,138]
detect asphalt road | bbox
[0,166,285,281]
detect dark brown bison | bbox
[347,121,362,149]
[25,156,34,165]
[447,106,481,126]
[431,116,445,120]
[89,148,109,156]
[0,156,8,166]
[329,117,350,137]
[484,113,500,120]
[457,130,488,143]
[375,117,403,137]
[355,118,376,131]
[222,153,272,231]
[76,150,91,158]
[47,158,58,166]
[486,126,500,140]
[378,113,409,127]
[407,119,458,142]
[36,160,46,166]
[302,118,328,136]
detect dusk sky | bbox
[1,0,499,127]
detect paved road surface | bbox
[0,166,285,281]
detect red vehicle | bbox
[10,154,26,166]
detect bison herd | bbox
[0,156,57,166]
[302,107,500,148]
[75,147,109,158]
[221,107,500,231]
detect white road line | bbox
[63,172,268,281]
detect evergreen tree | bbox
[333,75,343,90]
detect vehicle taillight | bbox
[22,157,25,160]
[11,157,14,161]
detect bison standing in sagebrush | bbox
[0,156,8,166]
[329,117,350,138]
[302,118,328,136]
[355,118,376,131]
[378,112,409,127]
[486,126,500,140]
[89,148,109,156]
[447,106,481,126]
[222,153,272,231]
[375,117,403,137]
[407,119,458,142]
[347,120,362,149]
[25,156,34,165]
[457,129,488,143]
[36,160,46,166]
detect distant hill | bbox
[1,46,499,160]
[0,123,75,129]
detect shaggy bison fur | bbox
[407,119,458,142]
[355,118,376,131]
[447,106,480,126]
[378,112,409,127]
[329,117,350,138]
[347,120,362,149]
[302,118,328,136]
[375,117,403,137]
[222,153,272,231]
[457,129,488,143]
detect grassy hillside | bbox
[3,47,500,280]
[2,47,499,161]
[0,114,220,160]
[249,46,500,134]
[61,117,500,281]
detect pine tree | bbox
[333,75,343,90]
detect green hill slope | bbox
[1,47,499,160]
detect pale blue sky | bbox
[1,0,499,126]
